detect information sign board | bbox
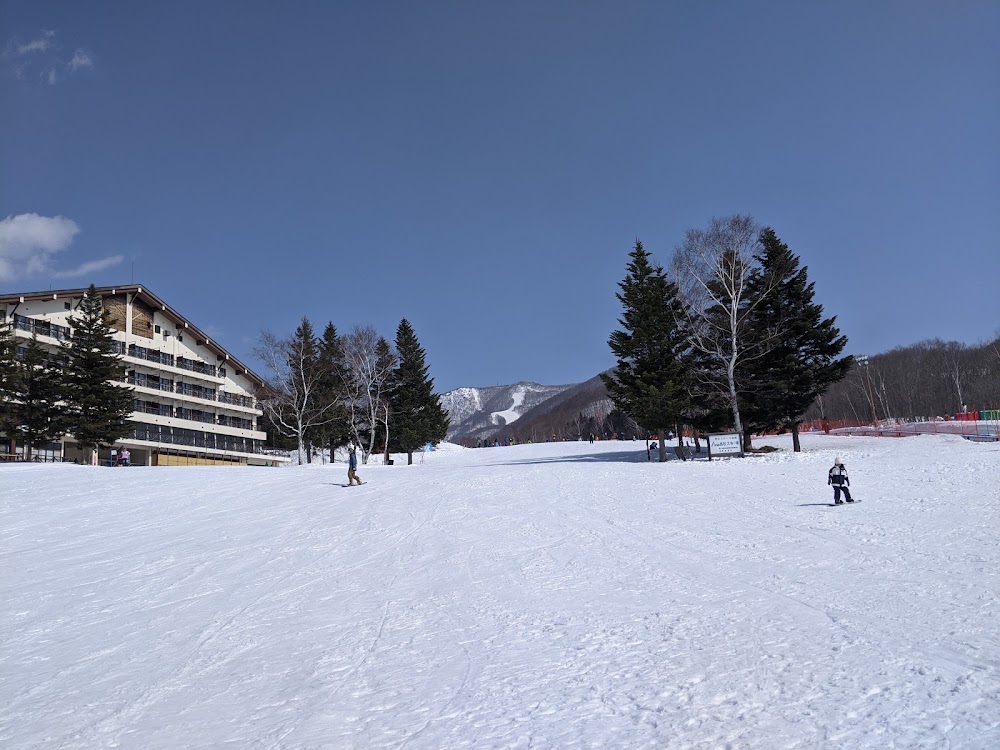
[708,432,743,459]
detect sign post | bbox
[707,432,743,460]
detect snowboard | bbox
[830,498,860,507]
[341,482,367,487]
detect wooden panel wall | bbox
[131,299,154,339]
[103,295,128,332]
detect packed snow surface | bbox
[2,434,999,749]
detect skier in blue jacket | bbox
[347,442,363,486]
[828,457,853,504]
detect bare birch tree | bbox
[255,321,340,464]
[671,215,777,442]
[341,325,397,464]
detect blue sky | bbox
[2,1,998,393]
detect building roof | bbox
[0,284,265,387]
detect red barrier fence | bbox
[800,414,999,441]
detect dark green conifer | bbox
[61,285,134,456]
[602,240,691,461]
[310,322,351,456]
[743,229,853,451]
[389,319,449,465]
[7,335,69,459]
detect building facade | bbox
[1,285,286,466]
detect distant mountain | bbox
[440,374,623,444]
[440,382,574,442]
[498,373,618,441]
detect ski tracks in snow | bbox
[3,437,999,748]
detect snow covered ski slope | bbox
[2,434,998,748]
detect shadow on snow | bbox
[481,449,712,467]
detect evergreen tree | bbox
[742,228,853,451]
[258,409,297,452]
[389,319,450,465]
[61,284,134,459]
[7,335,69,459]
[602,240,691,462]
[310,322,351,458]
[683,341,735,444]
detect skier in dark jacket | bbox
[347,442,363,486]
[828,457,853,504]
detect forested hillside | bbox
[804,337,999,422]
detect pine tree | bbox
[7,335,69,459]
[602,240,692,461]
[310,322,351,458]
[683,341,735,444]
[61,284,134,459]
[389,319,450,465]
[742,229,853,451]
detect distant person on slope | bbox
[828,457,853,504]
[347,443,363,486]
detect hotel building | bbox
[1,285,286,466]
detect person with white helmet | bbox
[828,456,853,504]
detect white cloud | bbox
[16,36,53,56]
[68,49,92,71]
[53,255,125,279]
[3,31,93,84]
[0,213,80,282]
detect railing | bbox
[128,344,174,367]
[800,417,1000,441]
[127,421,263,453]
[176,383,216,400]
[176,357,217,377]
[128,373,174,391]
[14,346,65,367]
[219,392,255,408]
[133,400,172,417]
[124,373,251,408]
[176,408,215,424]
[218,415,254,430]
[0,452,69,463]
[14,314,70,341]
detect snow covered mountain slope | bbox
[437,386,484,428]
[2,434,999,749]
[440,381,573,441]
